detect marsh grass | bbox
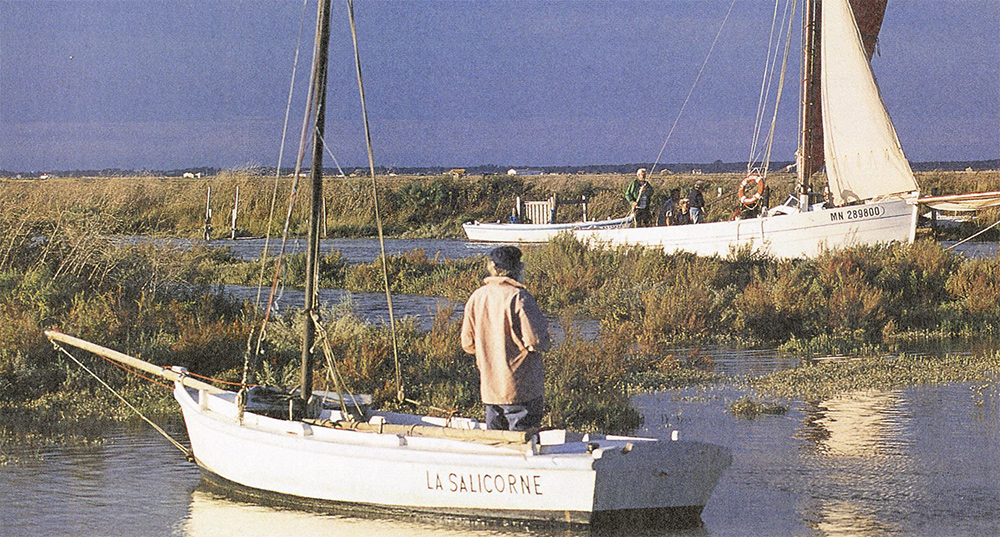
[748,351,1000,401]
[4,169,998,240]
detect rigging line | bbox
[749,0,785,166]
[318,133,347,178]
[760,0,798,175]
[311,311,366,419]
[250,0,325,386]
[51,342,193,460]
[945,216,1000,250]
[243,0,312,398]
[257,0,311,311]
[650,0,738,175]
[347,0,405,404]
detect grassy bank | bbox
[1,221,720,461]
[234,235,997,355]
[3,169,997,239]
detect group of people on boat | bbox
[625,168,706,227]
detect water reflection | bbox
[799,391,908,457]
[5,384,1000,536]
[798,391,913,536]
[181,488,709,537]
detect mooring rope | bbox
[944,215,1000,251]
[51,342,193,460]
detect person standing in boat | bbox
[625,168,654,227]
[461,246,550,432]
[658,188,682,226]
[688,182,706,223]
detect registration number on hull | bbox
[830,205,885,221]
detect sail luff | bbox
[820,0,918,205]
[799,0,889,188]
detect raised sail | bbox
[800,0,888,182]
[820,0,918,204]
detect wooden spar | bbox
[797,0,821,198]
[204,186,213,241]
[44,330,225,394]
[304,419,536,447]
[230,185,240,240]
[301,0,333,403]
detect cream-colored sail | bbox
[821,0,919,205]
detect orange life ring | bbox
[738,174,765,207]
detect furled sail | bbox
[820,0,918,204]
[800,0,887,182]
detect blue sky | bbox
[1,0,997,171]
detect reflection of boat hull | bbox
[574,198,916,258]
[462,215,634,243]
[177,384,730,526]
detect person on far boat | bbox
[674,197,692,225]
[625,168,654,227]
[688,182,706,223]
[461,246,550,432]
[658,188,682,226]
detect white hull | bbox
[176,383,730,525]
[574,198,917,258]
[463,215,634,243]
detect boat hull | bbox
[574,198,917,258]
[463,215,634,243]
[176,384,730,526]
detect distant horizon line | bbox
[4,158,999,178]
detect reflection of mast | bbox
[800,391,903,457]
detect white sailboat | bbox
[576,0,998,258]
[463,195,634,243]
[462,215,634,244]
[46,0,730,528]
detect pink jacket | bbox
[461,276,550,405]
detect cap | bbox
[489,246,522,272]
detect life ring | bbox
[738,174,765,207]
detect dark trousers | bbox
[485,397,543,431]
[635,207,653,227]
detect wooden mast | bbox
[301,0,333,404]
[797,0,822,202]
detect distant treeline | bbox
[4,159,998,179]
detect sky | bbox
[1,0,997,172]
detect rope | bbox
[748,0,789,167]
[650,0,738,175]
[758,0,797,175]
[51,342,193,460]
[347,0,405,404]
[310,311,367,419]
[945,216,1000,250]
[100,356,172,390]
[241,0,312,408]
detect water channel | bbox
[3,238,999,536]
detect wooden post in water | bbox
[230,185,240,240]
[204,186,213,242]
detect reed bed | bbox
[6,169,995,240]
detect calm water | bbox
[6,238,998,535]
[4,382,1000,536]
